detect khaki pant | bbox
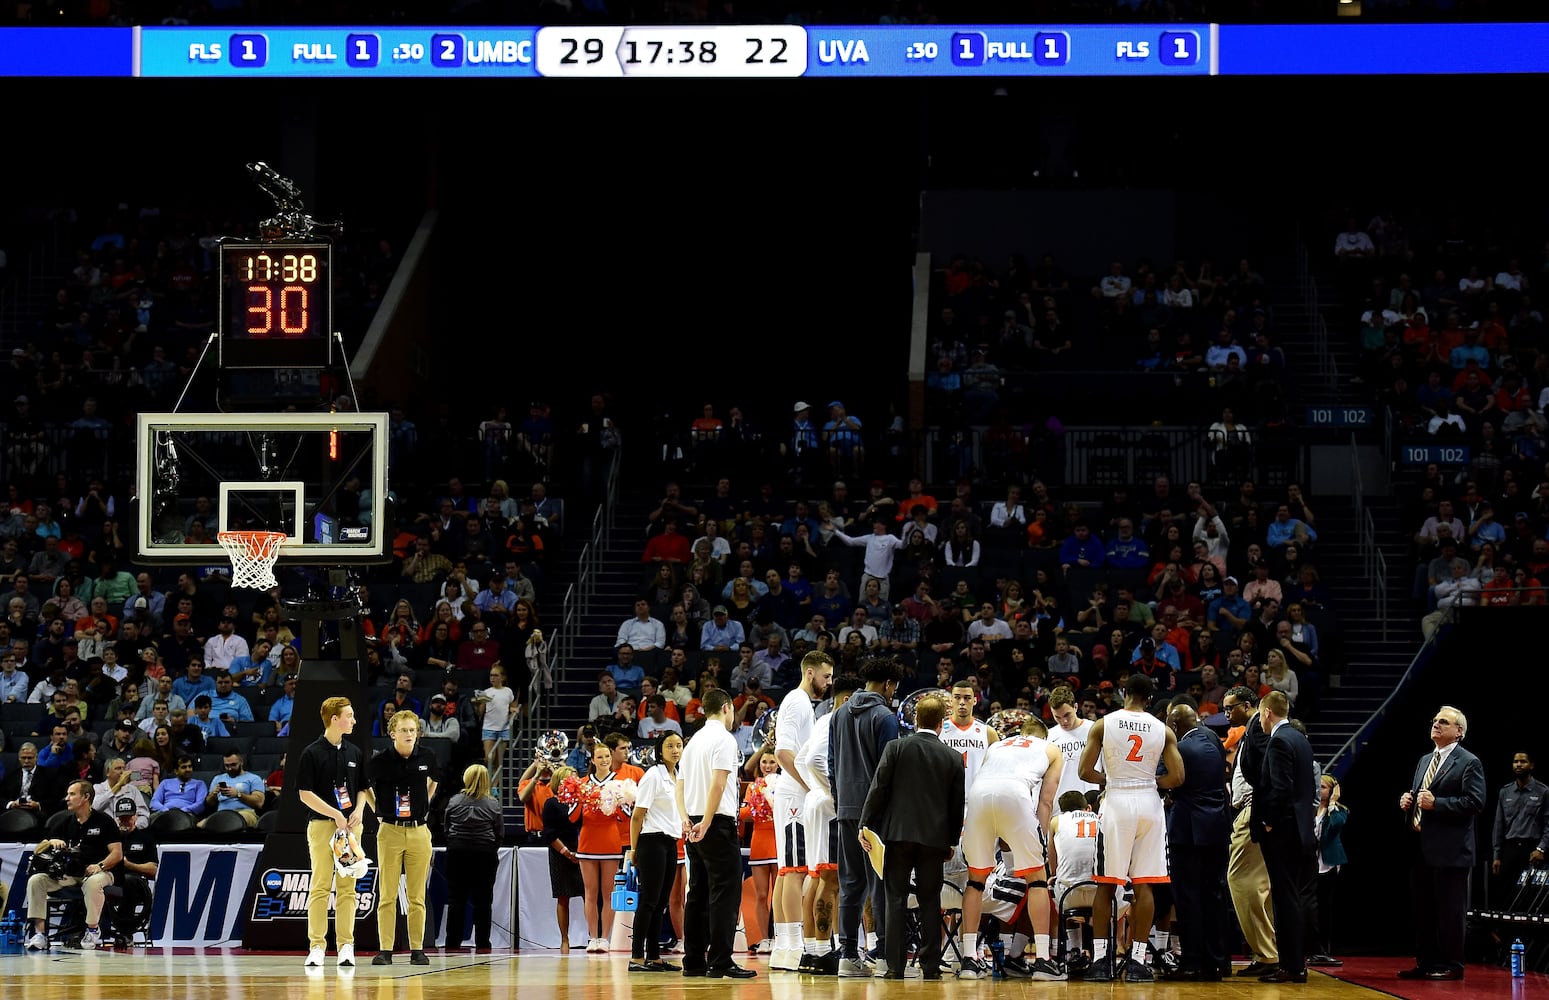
[1227,807,1276,963]
[307,819,358,949]
[376,823,433,951]
[27,871,114,928]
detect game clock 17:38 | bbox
[218,241,333,369]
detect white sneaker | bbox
[775,948,801,971]
[337,944,355,967]
[305,948,325,967]
[79,928,102,950]
[838,957,871,978]
[873,960,920,978]
[25,932,48,951]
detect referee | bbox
[296,696,370,969]
[674,689,755,979]
[368,709,440,966]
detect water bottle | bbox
[989,938,1005,976]
[1512,938,1526,978]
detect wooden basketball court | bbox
[0,948,1424,999]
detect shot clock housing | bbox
[217,240,333,369]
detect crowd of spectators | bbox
[926,251,1291,430]
[1337,210,1549,630]
[0,462,568,838]
[574,461,1335,763]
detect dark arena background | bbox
[2,4,1549,998]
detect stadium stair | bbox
[1302,497,1412,764]
[544,496,658,736]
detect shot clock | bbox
[218,242,332,369]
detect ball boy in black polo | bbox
[367,709,440,966]
[296,696,370,968]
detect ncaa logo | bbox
[262,869,285,893]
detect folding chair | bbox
[45,885,86,944]
[1055,879,1100,966]
[102,877,155,946]
[903,871,967,973]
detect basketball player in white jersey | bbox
[940,680,1000,794]
[958,716,1063,981]
[793,673,858,975]
[1047,789,1099,972]
[937,680,999,967]
[1048,686,1100,801]
[769,650,834,971]
[1076,674,1185,983]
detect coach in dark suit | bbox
[1397,704,1486,982]
[1,743,64,817]
[1166,703,1231,980]
[1255,690,1317,984]
[859,693,964,979]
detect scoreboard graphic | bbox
[5,23,1548,78]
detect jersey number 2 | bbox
[1125,734,1145,762]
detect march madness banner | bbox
[1,843,512,949]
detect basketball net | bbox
[217,531,287,590]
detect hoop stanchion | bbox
[218,530,287,589]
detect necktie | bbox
[1414,752,1441,830]
[21,769,32,797]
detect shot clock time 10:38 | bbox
[218,241,333,369]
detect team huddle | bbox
[763,648,1182,982]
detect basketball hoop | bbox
[217,531,287,590]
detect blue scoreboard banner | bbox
[5,23,1549,78]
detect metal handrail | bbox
[502,447,619,812]
[1375,548,1388,641]
[1325,628,1442,779]
[1296,239,1340,396]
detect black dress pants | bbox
[883,840,945,976]
[684,814,741,971]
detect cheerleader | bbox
[740,747,780,954]
[575,741,630,953]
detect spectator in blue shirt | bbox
[151,755,208,817]
[172,659,216,705]
[1207,576,1253,637]
[197,751,266,829]
[700,605,746,652]
[189,695,231,739]
[1449,327,1491,370]
[208,671,255,726]
[0,650,28,703]
[1104,520,1151,570]
[36,722,74,768]
[1468,501,1506,551]
[810,571,853,630]
[1266,504,1317,550]
[1059,524,1107,573]
[267,674,298,733]
[227,640,271,687]
[608,644,645,695]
